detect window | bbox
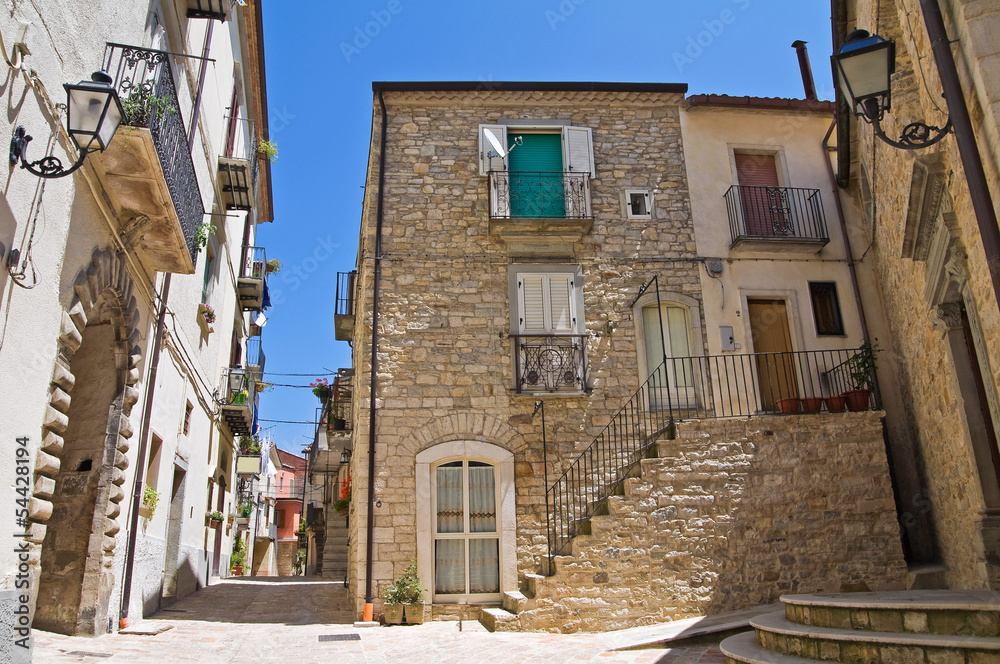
[201,245,216,305]
[509,266,587,393]
[182,401,193,436]
[626,190,651,218]
[809,282,845,336]
[275,509,285,528]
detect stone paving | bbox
[31,577,730,663]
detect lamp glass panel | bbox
[67,87,109,150]
[836,43,892,104]
[97,99,123,150]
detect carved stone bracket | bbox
[932,301,963,333]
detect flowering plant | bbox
[202,304,216,324]
[310,377,330,400]
[334,473,351,512]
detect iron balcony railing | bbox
[103,43,204,261]
[241,245,267,280]
[724,185,828,245]
[544,347,878,562]
[512,334,589,393]
[219,117,259,211]
[336,271,357,317]
[246,337,265,377]
[489,171,593,219]
[218,367,257,407]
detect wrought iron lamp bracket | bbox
[9,126,89,179]
[863,99,952,150]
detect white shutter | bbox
[548,276,574,332]
[479,124,508,176]
[517,273,576,334]
[518,275,545,333]
[562,126,595,177]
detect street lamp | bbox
[832,29,951,150]
[9,70,124,178]
[339,448,352,465]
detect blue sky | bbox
[255,1,836,453]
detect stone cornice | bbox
[377,88,687,108]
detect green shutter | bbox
[508,133,565,217]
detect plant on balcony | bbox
[258,139,279,163]
[330,398,348,430]
[238,434,262,455]
[310,377,330,402]
[237,500,254,519]
[334,474,351,515]
[232,389,249,405]
[121,88,176,127]
[195,222,217,251]
[140,484,159,519]
[256,380,274,393]
[201,304,216,325]
[843,339,880,411]
[208,511,225,527]
[266,258,282,274]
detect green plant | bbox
[230,538,245,568]
[258,139,279,163]
[201,304,216,324]
[195,222,216,252]
[383,563,425,605]
[237,501,254,518]
[142,485,159,517]
[846,339,880,391]
[121,88,176,126]
[310,378,330,401]
[293,549,306,575]
[232,389,249,405]
[266,258,282,274]
[208,510,225,522]
[238,434,262,455]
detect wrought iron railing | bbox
[724,185,828,244]
[103,43,204,261]
[489,171,592,219]
[219,116,258,211]
[241,245,266,280]
[218,367,257,408]
[512,334,589,393]
[544,347,879,562]
[246,337,265,377]
[336,271,357,317]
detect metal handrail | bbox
[241,245,267,280]
[489,171,593,219]
[724,185,828,243]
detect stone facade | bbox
[836,0,1000,589]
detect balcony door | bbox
[508,133,565,218]
[748,299,798,410]
[735,153,789,236]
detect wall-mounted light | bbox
[9,70,124,178]
[339,448,352,465]
[832,29,951,150]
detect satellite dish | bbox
[483,127,506,158]
[255,312,268,327]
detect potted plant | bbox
[139,484,159,519]
[258,139,279,163]
[800,396,824,413]
[310,378,331,403]
[843,340,879,411]
[230,538,245,576]
[208,511,224,528]
[775,397,800,414]
[232,389,249,405]
[266,258,282,274]
[194,222,216,252]
[201,303,216,325]
[824,394,848,413]
[334,474,351,515]
[383,562,425,625]
[236,500,253,525]
[330,399,348,430]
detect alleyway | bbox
[32,577,728,663]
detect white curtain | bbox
[468,465,496,533]
[469,539,500,594]
[434,540,465,594]
[436,464,463,533]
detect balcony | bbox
[185,0,235,21]
[218,368,256,434]
[91,43,204,274]
[238,246,267,311]
[488,171,593,257]
[218,119,259,211]
[326,368,353,434]
[246,337,265,379]
[335,271,357,342]
[724,185,829,253]
[512,334,589,394]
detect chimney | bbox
[792,40,818,101]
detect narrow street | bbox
[31,577,727,663]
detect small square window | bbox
[626,190,651,218]
[809,282,845,336]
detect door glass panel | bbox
[434,539,465,594]
[468,462,496,533]
[469,538,500,593]
[436,462,463,533]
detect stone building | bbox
[832,0,1000,588]
[0,0,275,652]
[336,82,909,631]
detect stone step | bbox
[752,610,1000,662]
[502,590,534,614]
[720,631,819,663]
[524,573,545,599]
[781,590,1000,637]
[479,607,520,632]
[907,564,948,590]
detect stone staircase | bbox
[321,513,348,583]
[480,414,908,633]
[721,590,1000,663]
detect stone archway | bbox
[30,248,143,635]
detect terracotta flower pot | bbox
[824,395,847,413]
[384,604,404,625]
[801,397,824,413]
[776,397,800,414]
[844,389,871,412]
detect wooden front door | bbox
[748,299,797,410]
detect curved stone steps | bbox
[720,631,819,664]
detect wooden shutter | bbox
[479,124,508,175]
[734,153,779,186]
[562,126,595,177]
[734,153,780,236]
[517,274,576,334]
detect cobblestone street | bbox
[32,578,729,663]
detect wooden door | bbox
[748,299,798,409]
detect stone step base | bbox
[752,610,1000,661]
[502,590,534,614]
[479,607,520,632]
[721,631,818,663]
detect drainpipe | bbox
[363,87,388,622]
[792,40,818,101]
[831,0,851,188]
[118,273,171,628]
[823,119,870,341]
[918,0,1000,315]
